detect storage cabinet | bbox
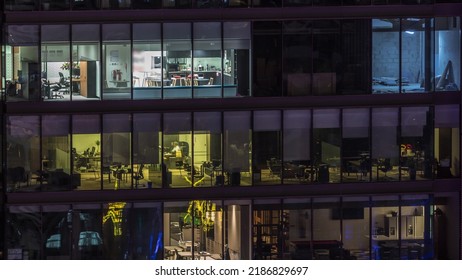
[79,61,97,98]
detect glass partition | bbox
[6,25,40,102]
[6,115,40,192]
[41,115,72,192]
[223,111,251,186]
[133,23,163,100]
[102,24,131,100]
[72,24,101,101]
[72,115,101,191]
[163,113,192,188]
[102,114,131,190]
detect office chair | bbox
[133,164,145,188]
[378,158,392,180]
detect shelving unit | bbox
[252,210,289,259]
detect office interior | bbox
[4,193,458,260]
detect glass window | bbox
[133,0,161,8]
[41,25,71,101]
[43,0,70,10]
[253,21,282,97]
[434,105,459,178]
[342,108,370,182]
[42,205,71,259]
[41,115,72,192]
[224,200,252,260]
[163,113,192,188]
[102,114,131,190]
[283,21,312,96]
[225,0,250,7]
[313,0,341,5]
[313,109,341,183]
[283,110,311,184]
[433,192,460,260]
[131,202,163,259]
[252,199,282,259]
[252,0,282,7]
[312,197,341,259]
[72,204,103,259]
[194,200,222,258]
[6,25,40,102]
[341,197,370,260]
[163,23,192,99]
[401,195,431,259]
[133,113,162,188]
[6,116,40,192]
[163,202,195,259]
[435,17,460,92]
[400,107,433,181]
[72,24,101,101]
[102,0,131,8]
[72,0,100,10]
[282,198,312,259]
[163,0,192,8]
[223,22,251,97]
[102,24,131,100]
[284,0,312,6]
[312,20,340,96]
[6,206,41,259]
[401,18,434,93]
[372,19,400,94]
[133,23,163,100]
[102,202,131,259]
[194,0,222,8]
[5,0,39,11]
[72,115,101,190]
[372,108,399,182]
[194,112,222,187]
[253,111,281,185]
[193,22,222,98]
[223,111,251,186]
[371,196,400,260]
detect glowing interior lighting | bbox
[405,31,415,35]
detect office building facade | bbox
[0,1,461,260]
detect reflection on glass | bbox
[103,202,130,259]
[7,206,41,259]
[163,202,194,260]
[72,115,101,191]
[435,17,460,92]
[41,115,72,192]
[72,204,103,259]
[282,198,312,259]
[6,116,40,192]
[132,202,163,259]
[42,205,71,259]
[341,197,370,260]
